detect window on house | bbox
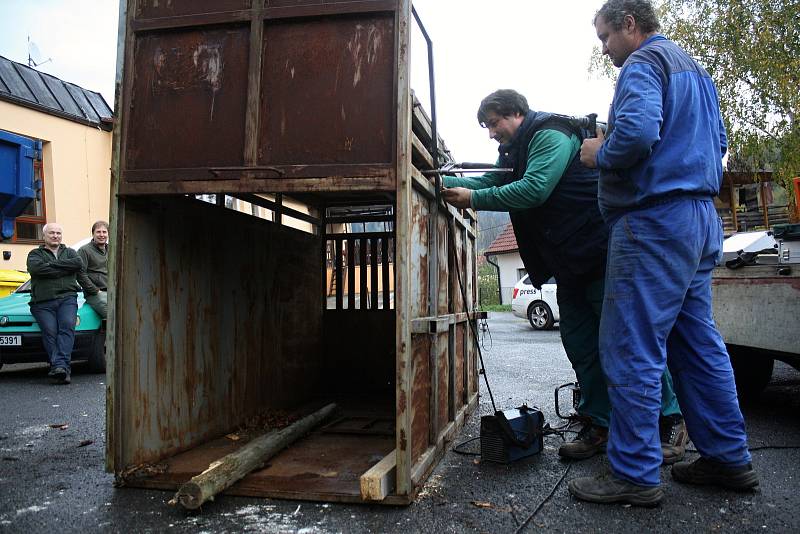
[14,156,46,242]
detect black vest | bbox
[498,111,608,288]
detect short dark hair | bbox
[91,220,109,233]
[477,89,529,126]
[595,0,661,33]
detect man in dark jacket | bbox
[571,0,756,506]
[77,220,109,319]
[442,89,687,463]
[27,223,83,384]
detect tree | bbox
[592,1,800,203]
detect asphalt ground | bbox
[1,311,799,533]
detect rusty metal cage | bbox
[108,0,479,504]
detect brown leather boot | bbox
[558,423,608,460]
[660,415,689,465]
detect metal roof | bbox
[0,55,113,131]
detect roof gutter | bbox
[484,253,503,305]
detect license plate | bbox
[0,335,21,346]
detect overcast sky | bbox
[0,0,615,163]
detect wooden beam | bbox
[170,404,337,510]
[360,449,397,501]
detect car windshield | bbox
[15,280,31,293]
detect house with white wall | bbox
[483,222,525,304]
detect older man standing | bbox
[27,223,83,384]
[571,0,757,506]
[77,221,109,320]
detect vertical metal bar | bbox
[347,238,355,310]
[382,237,390,310]
[394,0,413,497]
[360,237,368,310]
[275,193,283,226]
[108,0,131,474]
[760,181,769,228]
[335,237,343,311]
[370,238,379,310]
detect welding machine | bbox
[480,405,544,463]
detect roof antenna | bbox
[27,36,52,68]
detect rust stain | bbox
[712,276,800,291]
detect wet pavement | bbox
[1,311,799,533]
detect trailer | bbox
[712,227,800,398]
[107,0,480,505]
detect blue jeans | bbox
[557,277,681,429]
[30,295,78,372]
[600,199,751,486]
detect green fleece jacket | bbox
[26,245,83,304]
[443,129,579,211]
[77,241,109,295]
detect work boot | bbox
[558,423,608,460]
[568,473,663,507]
[660,414,689,465]
[671,457,759,490]
[50,367,67,384]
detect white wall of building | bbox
[494,252,525,304]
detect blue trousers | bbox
[557,277,681,428]
[30,295,78,372]
[600,199,751,486]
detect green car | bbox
[0,280,105,372]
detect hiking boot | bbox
[558,423,608,460]
[660,415,689,465]
[671,457,759,490]
[50,367,67,384]
[568,473,663,507]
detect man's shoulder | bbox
[528,126,578,151]
[27,245,47,257]
[627,35,703,77]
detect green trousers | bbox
[556,277,681,428]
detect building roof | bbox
[484,222,518,255]
[0,55,113,131]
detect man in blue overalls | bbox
[571,0,758,506]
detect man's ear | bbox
[624,14,636,33]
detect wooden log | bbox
[171,403,337,510]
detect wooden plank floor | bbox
[124,409,397,503]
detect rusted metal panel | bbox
[455,323,466,407]
[409,190,429,318]
[125,27,250,171]
[114,196,322,467]
[409,334,431,462]
[437,215,449,316]
[258,14,395,167]
[135,0,252,20]
[435,331,449,434]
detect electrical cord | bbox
[513,463,572,534]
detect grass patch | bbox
[480,304,511,312]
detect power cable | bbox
[513,463,572,534]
